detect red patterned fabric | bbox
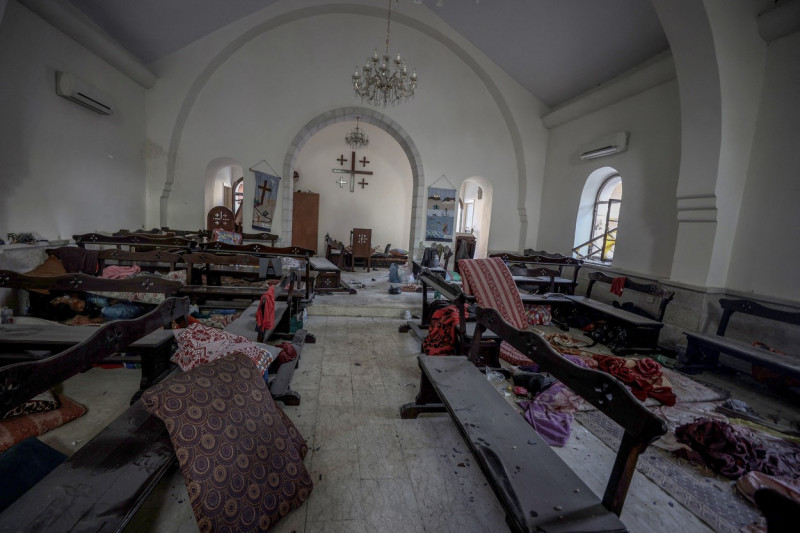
[610,276,627,296]
[256,285,275,333]
[0,395,86,453]
[459,258,533,365]
[422,305,460,355]
[275,342,298,366]
[172,323,273,375]
[592,354,676,405]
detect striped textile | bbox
[459,258,533,365]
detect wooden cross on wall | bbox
[333,151,373,193]
[257,181,272,204]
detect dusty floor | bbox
[31,268,800,532]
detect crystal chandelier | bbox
[352,0,418,107]
[345,116,369,149]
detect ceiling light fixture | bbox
[352,0,418,107]
[345,116,370,150]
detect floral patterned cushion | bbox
[172,323,274,376]
[141,353,312,532]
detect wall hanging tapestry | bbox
[425,186,456,242]
[252,170,280,232]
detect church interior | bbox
[1,0,800,531]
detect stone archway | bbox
[281,107,425,254]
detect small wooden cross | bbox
[358,178,369,189]
[257,181,272,204]
[337,154,348,165]
[336,177,348,188]
[359,156,370,167]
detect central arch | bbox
[281,107,425,253]
[157,4,529,248]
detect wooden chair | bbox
[206,206,235,232]
[350,228,372,272]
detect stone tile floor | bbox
[36,268,800,532]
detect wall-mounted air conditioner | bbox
[579,131,628,160]
[55,71,114,115]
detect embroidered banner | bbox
[425,187,456,242]
[252,171,280,231]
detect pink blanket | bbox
[101,265,141,279]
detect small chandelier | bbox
[352,0,418,107]
[345,116,369,150]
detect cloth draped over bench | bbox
[459,257,533,366]
[142,352,312,531]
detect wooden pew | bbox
[179,252,297,305]
[0,303,309,531]
[405,269,572,363]
[565,272,673,354]
[223,303,309,406]
[0,270,186,402]
[309,256,354,293]
[682,298,800,381]
[324,235,352,271]
[198,242,314,299]
[490,252,583,294]
[97,248,182,273]
[401,305,667,532]
[73,232,198,253]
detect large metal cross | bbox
[333,151,373,192]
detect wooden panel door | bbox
[292,191,319,253]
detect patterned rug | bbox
[575,410,761,532]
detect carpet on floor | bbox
[575,409,761,533]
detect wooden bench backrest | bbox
[469,304,667,514]
[586,271,675,321]
[240,232,280,245]
[200,241,312,257]
[160,227,208,239]
[97,249,181,272]
[0,296,190,413]
[325,237,350,269]
[522,249,568,259]
[490,252,583,283]
[73,233,198,252]
[0,270,182,295]
[180,253,299,300]
[717,298,800,336]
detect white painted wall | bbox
[537,80,682,277]
[144,1,542,254]
[293,121,412,255]
[0,1,146,240]
[727,31,800,301]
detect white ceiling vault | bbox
[64,0,670,109]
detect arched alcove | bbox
[203,157,243,219]
[282,107,425,254]
[458,176,493,258]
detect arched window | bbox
[232,177,244,230]
[588,175,622,262]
